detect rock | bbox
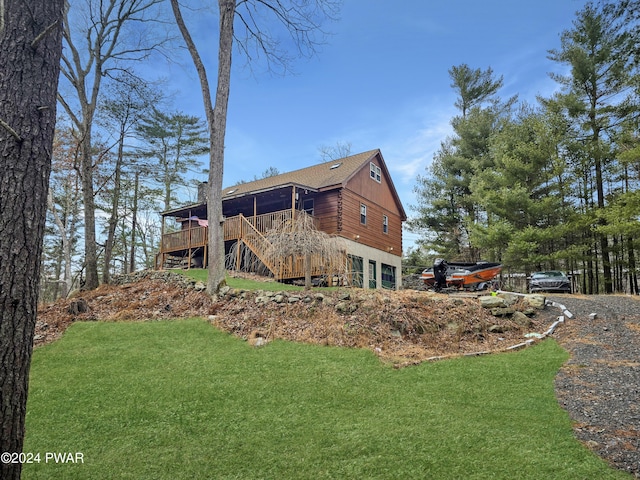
[497,292,520,306]
[335,301,357,314]
[251,337,268,347]
[524,294,545,309]
[489,324,507,333]
[479,296,507,308]
[491,307,515,317]
[338,292,351,301]
[273,294,285,303]
[194,281,207,291]
[512,311,533,327]
[287,296,301,303]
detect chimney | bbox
[197,181,208,203]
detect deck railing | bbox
[162,209,313,254]
[161,225,207,252]
[159,209,333,280]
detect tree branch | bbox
[0,117,22,142]
[0,0,5,34]
[31,19,61,48]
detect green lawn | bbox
[173,268,339,292]
[23,319,629,479]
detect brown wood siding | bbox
[312,190,340,235]
[334,153,404,256]
[340,189,403,256]
[342,154,403,217]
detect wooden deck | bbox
[157,210,342,281]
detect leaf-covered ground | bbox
[35,272,556,364]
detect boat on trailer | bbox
[421,261,502,291]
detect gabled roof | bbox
[222,149,381,198]
[162,149,407,220]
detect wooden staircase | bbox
[236,214,279,277]
[158,209,344,282]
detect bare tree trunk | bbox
[130,171,140,273]
[79,129,100,289]
[103,128,125,283]
[0,2,64,478]
[170,0,235,295]
[47,190,73,297]
[60,0,165,290]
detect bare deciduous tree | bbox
[169,0,341,296]
[0,1,64,478]
[100,75,160,283]
[318,140,352,162]
[58,0,166,290]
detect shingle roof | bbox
[222,149,380,198]
[162,148,406,220]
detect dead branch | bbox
[31,19,61,48]
[0,117,22,142]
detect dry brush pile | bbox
[35,271,555,365]
[210,289,552,364]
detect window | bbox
[370,162,381,183]
[303,198,314,216]
[368,260,377,289]
[381,264,396,290]
[383,215,388,234]
[348,255,363,288]
[360,204,367,224]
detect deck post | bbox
[236,240,242,272]
[291,186,296,226]
[160,214,166,263]
[253,197,257,225]
[187,209,192,269]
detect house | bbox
[157,149,407,289]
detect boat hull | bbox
[421,262,502,290]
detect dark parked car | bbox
[529,271,572,294]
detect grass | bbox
[23,320,630,479]
[173,268,335,292]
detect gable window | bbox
[370,162,381,183]
[383,215,388,234]
[360,204,367,225]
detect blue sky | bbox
[158,0,587,250]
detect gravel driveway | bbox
[550,294,640,478]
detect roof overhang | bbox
[222,182,319,201]
[160,202,206,218]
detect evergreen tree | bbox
[410,65,511,261]
[136,109,209,211]
[547,2,638,292]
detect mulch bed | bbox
[551,294,640,478]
